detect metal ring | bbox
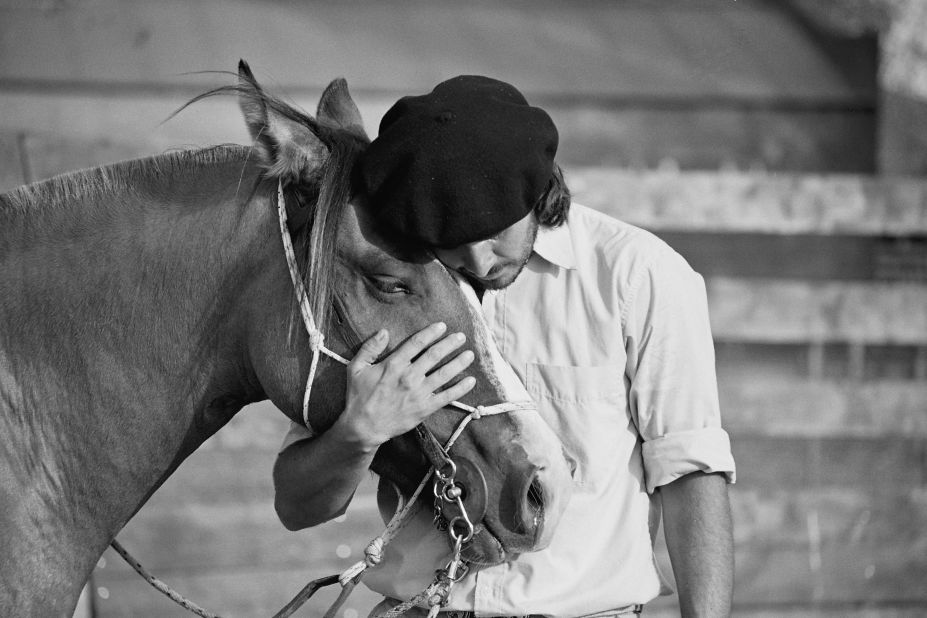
[434,459,457,483]
[448,515,474,544]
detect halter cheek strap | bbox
[276,181,350,428]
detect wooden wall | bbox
[2,1,924,616]
[578,170,927,615]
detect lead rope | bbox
[330,401,534,618]
[111,181,533,618]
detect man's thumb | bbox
[352,329,389,367]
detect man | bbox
[274,76,736,617]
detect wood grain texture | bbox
[0,0,870,101]
[571,168,927,234]
[708,278,927,344]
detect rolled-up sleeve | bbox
[622,245,736,494]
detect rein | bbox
[112,181,533,618]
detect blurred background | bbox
[2,0,926,616]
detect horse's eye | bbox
[367,275,411,295]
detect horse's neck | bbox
[0,154,271,558]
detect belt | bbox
[442,605,643,618]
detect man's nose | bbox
[460,244,495,277]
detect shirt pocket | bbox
[526,363,626,489]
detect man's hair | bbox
[534,163,571,227]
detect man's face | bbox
[433,211,539,290]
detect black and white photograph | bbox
[1,1,925,617]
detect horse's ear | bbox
[317,78,368,141]
[236,60,328,182]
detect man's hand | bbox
[335,322,477,452]
[273,322,477,530]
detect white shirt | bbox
[283,203,736,616]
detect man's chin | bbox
[468,267,521,291]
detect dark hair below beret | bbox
[358,75,559,248]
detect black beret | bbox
[358,75,558,248]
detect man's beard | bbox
[462,218,539,291]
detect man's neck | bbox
[474,284,486,303]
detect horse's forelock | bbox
[171,76,368,338]
[294,133,367,339]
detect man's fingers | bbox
[431,375,477,408]
[424,350,475,392]
[351,329,389,368]
[411,332,467,373]
[388,322,448,365]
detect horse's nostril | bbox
[526,475,545,528]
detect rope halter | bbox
[275,181,350,427]
[276,180,536,616]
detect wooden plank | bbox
[95,486,927,615]
[0,0,869,102]
[96,473,382,616]
[119,436,927,570]
[726,607,927,617]
[655,606,927,618]
[707,278,927,345]
[0,131,25,191]
[1,92,874,188]
[551,105,874,172]
[92,561,383,618]
[731,435,926,490]
[139,445,277,507]
[718,375,927,437]
[717,341,927,382]
[0,92,254,182]
[732,545,927,609]
[730,486,927,548]
[112,496,380,573]
[729,485,927,608]
[664,232,925,283]
[118,408,289,513]
[572,168,927,234]
[656,232,880,281]
[0,91,385,181]
[198,401,291,452]
[18,132,171,184]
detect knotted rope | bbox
[276,181,351,428]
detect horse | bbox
[0,62,574,616]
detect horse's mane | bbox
[1,75,363,340]
[0,146,252,217]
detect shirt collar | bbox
[532,220,576,270]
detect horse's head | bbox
[237,63,573,565]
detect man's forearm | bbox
[660,471,734,617]
[273,419,377,530]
